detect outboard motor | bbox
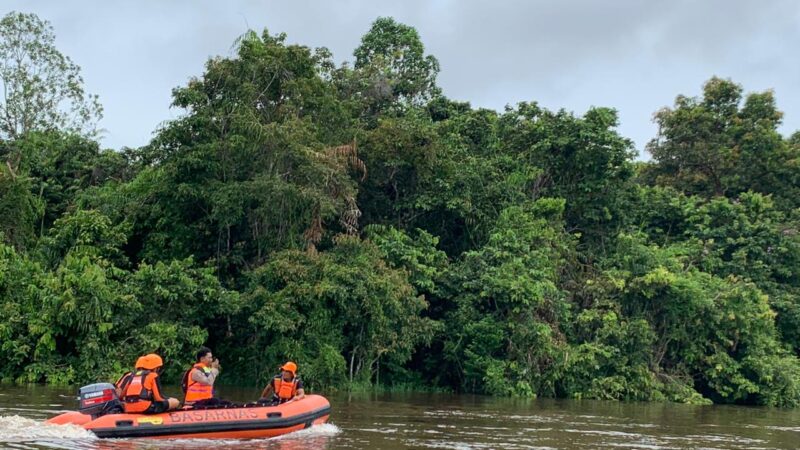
[78,383,123,417]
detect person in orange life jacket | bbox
[259,361,305,404]
[182,346,221,407]
[113,355,147,397]
[118,353,180,414]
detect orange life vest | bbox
[273,377,298,402]
[120,370,161,413]
[184,363,214,404]
[114,371,131,391]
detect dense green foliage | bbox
[2,12,800,407]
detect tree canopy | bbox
[2,13,800,407]
[0,12,102,140]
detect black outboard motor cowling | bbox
[78,383,122,417]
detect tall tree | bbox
[354,17,440,110]
[647,77,742,197]
[647,77,798,207]
[0,12,102,141]
[498,103,635,242]
[132,30,362,273]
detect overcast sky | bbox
[5,0,800,158]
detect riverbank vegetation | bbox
[2,12,800,407]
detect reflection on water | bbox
[1,385,799,449]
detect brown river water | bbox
[1,385,799,449]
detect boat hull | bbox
[46,395,331,439]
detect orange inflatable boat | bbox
[47,383,331,439]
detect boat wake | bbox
[276,423,342,439]
[0,414,96,441]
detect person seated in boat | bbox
[113,355,146,397]
[118,353,180,414]
[259,361,305,405]
[182,346,223,407]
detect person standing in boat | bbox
[119,353,181,414]
[259,361,305,405]
[182,346,221,407]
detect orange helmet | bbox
[280,361,297,375]
[139,353,164,370]
[134,356,147,369]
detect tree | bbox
[647,77,798,207]
[0,12,102,141]
[0,162,42,249]
[790,131,800,147]
[2,131,110,232]
[443,199,574,396]
[647,78,741,197]
[599,233,800,407]
[240,235,436,388]
[498,103,635,241]
[132,30,363,273]
[354,17,440,109]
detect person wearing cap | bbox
[259,361,305,405]
[118,353,181,414]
